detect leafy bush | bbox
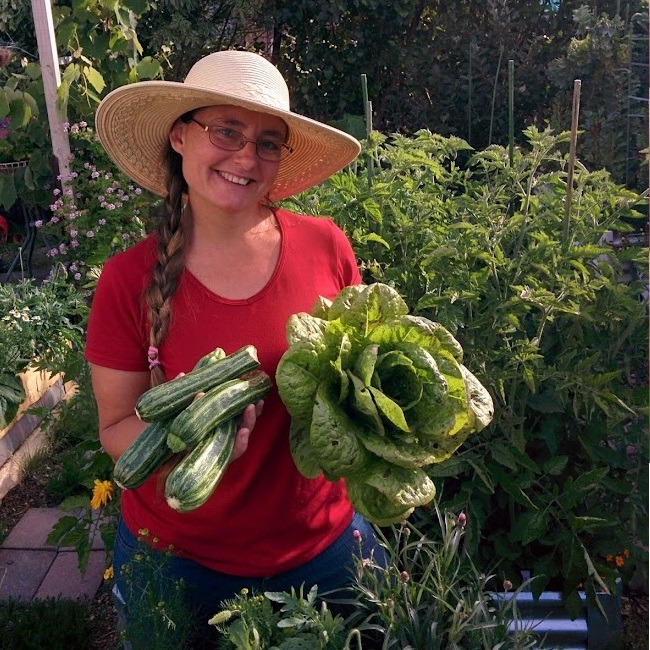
[0,267,88,427]
[284,125,648,615]
[37,121,157,291]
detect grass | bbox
[0,597,93,649]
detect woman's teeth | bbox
[220,171,250,185]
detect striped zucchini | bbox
[167,372,272,452]
[135,345,260,422]
[113,419,172,490]
[165,418,238,512]
[195,347,225,369]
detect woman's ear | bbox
[169,121,186,155]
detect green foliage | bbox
[0,267,87,377]
[271,0,647,188]
[211,584,351,649]
[210,504,540,649]
[44,371,116,575]
[547,5,648,189]
[284,126,649,614]
[0,0,159,210]
[0,371,24,429]
[0,597,92,650]
[0,268,87,425]
[114,533,201,649]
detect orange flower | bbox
[615,556,624,567]
[624,549,630,558]
[90,479,114,509]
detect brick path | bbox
[0,507,107,602]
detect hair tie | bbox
[147,346,161,370]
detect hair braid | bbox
[144,146,188,386]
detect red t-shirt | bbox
[85,209,361,576]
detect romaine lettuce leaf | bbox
[309,383,370,479]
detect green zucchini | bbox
[165,418,238,512]
[135,345,260,422]
[195,347,225,369]
[167,372,272,452]
[113,419,172,490]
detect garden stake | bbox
[468,39,474,146]
[563,79,582,243]
[488,45,503,146]
[508,59,514,167]
[361,73,375,184]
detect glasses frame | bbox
[190,117,293,162]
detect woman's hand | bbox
[231,400,264,461]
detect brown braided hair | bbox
[143,125,190,387]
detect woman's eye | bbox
[214,127,238,140]
[258,140,281,152]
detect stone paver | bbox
[34,549,106,601]
[2,507,106,551]
[2,507,68,549]
[0,508,109,603]
[0,548,56,602]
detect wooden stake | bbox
[31,0,71,183]
[563,79,581,242]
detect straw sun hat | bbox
[95,50,361,201]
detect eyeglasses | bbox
[190,118,293,162]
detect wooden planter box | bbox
[0,367,71,496]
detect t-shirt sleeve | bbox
[325,218,362,287]
[84,254,150,371]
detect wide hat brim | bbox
[95,52,361,202]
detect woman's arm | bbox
[90,363,151,462]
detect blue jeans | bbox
[112,513,387,649]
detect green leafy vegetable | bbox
[276,283,494,524]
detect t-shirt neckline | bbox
[182,207,286,305]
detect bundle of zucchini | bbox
[113,345,272,513]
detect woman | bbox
[86,50,385,646]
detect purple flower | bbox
[0,117,10,138]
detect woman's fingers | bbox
[231,401,264,462]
